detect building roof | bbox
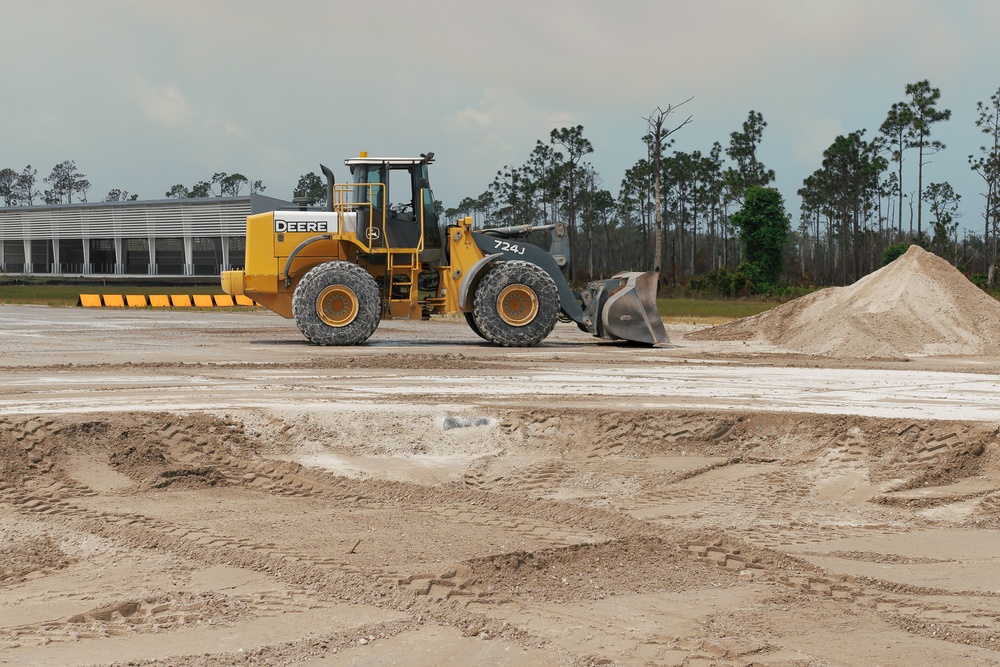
[0,194,291,240]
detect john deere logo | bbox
[367,228,381,240]
[274,220,329,233]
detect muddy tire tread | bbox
[292,261,381,346]
[472,260,559,347]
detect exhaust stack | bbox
[319,164,336,212]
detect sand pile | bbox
[689,245,1000,358]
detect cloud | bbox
[4,1,996,224]
[450,107,494,129]
[448,89,583,139]
[222,121,247,138]
[789,116,845,164]
[133,78,194,128]
[441,88,590,184]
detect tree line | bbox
[0,162,267,206]
[439,108,784,289]
[446,80,1000,292]
[0,162,101,206]
[6,79,1000,294]
[164,173,266,199]
[796,81,1000,288]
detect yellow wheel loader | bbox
[221,153,667,347]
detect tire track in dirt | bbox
[0,413,699,660]
[5,410,1000,662]
[233,406,1000,654]
[2,590,315,647]
[0,418,811,618]
[136,417,625,553]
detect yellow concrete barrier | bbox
[148,295,171,308]
[77,293,257,308]
[192,294,215,307]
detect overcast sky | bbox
[4,0,998,232]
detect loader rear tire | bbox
[292,261,380,345]
[472,260,559,346]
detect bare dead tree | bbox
[644,99,693,280]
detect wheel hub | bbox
[316,285,359,327]
[496,284,538,326]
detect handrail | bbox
[331,182,385,253]
[326,182,427,255]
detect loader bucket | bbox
[600,271,669,345]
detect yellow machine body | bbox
[222,153,667,347]
[222,207,483,321]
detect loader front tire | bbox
[464,312,487,340]
[472,260,559,346]
[292,261,380,345]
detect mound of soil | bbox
[689,245,1000,359]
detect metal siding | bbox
[144,205,177,236]
[0,199,257,240]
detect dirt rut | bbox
[3,407,1000,666]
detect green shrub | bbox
[882,243,910,266]
[685,266,755,298]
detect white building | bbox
[0,194,288,277]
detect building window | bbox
[3,240,25,273]
[228,236,245,270]
[89,239,116,274]
[30,240,53,274]
[124,238,149,274]
[61,239,85,273]
[192,237,222,276]
[155,237,184,276]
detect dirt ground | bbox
[2,305,1000,666]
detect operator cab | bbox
[345,153,441,262]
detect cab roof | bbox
[343,155,434,167]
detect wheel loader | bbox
[220,153,667,347]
